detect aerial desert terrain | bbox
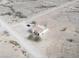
[0,0,79,58]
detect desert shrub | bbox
[27,34,41,42]
[31,21,36,24]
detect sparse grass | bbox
[9,40,21,47]
[27,34,33,40]
[3,31,10,36]
[21,50,27,56]
[60,27,67,31]
[27,34,41,42]
[34,35,41,41]
[31,21,36,24]
[27,29,32,33]
[15,11,27,18]
[75,30,79,34]
[36,5,56,8]
[66,39,74,42]
[0,12,12,16]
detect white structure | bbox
[33,24,48,36]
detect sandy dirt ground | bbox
[0,0,79,58]
[29,0,79,57]
[0,0,75,25]
[0,24,33,58]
